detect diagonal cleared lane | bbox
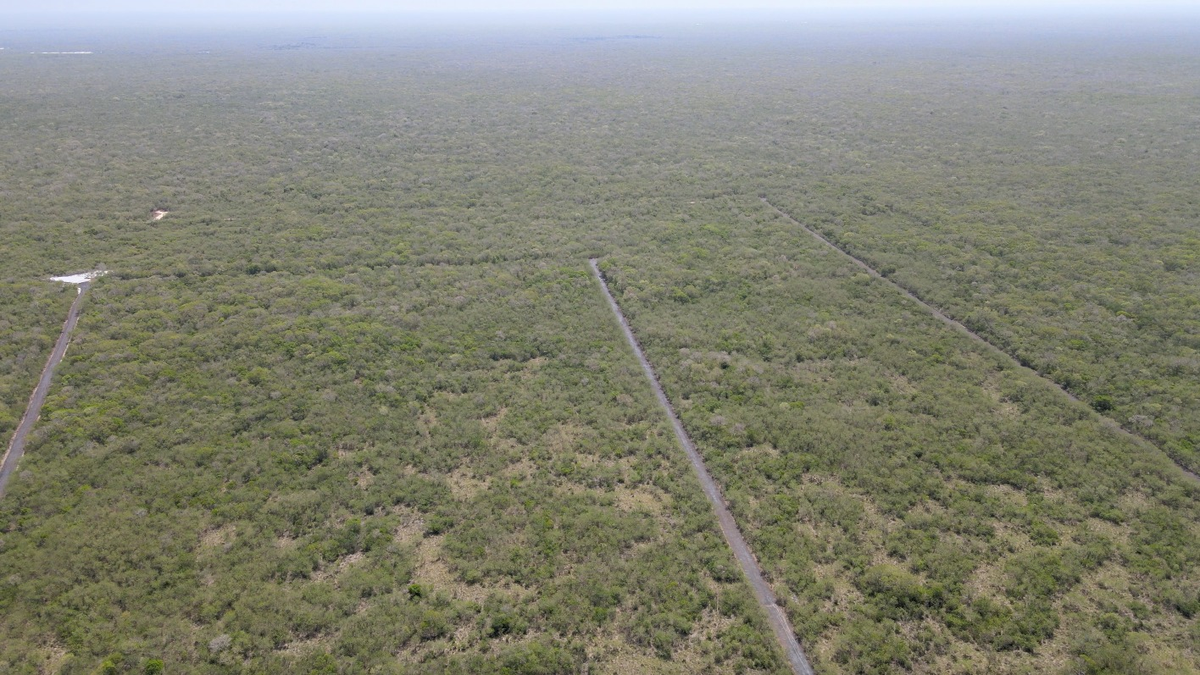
[0,283,90,498]
[590,258,815,675]
[762,197,1199,485]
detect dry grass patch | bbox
[521,356,546,375]
[899,617,979,675]
[481,406,507,432]
[544,421,588,454]
[409,535,528,604]
[981,371,1022,418]
[911,631,991,675]
[621,536,664,562]
[397,629,549,667]
[738,443,781,460]
[1117,490,1154,515]
[36,644,69,675]
[412,535,475,600]
[990,519,1035,556]
[199,524,236,550]
[983,482,1029,509]
[583,612,697,675]
[334,440,357,460]
[418,406,438,437]
[447,467,489,500]
[392,508,425,547]
[674,606,737,668]
[963,560,1007,601]
[312,551,366,583]
[797,473,896,557]
[813,561,864,616]
[278,634,333,657]
[592,652,688,674]
[889,371,919,396]
[1047,559,1200,672]
[1084,517,1130,546]
[501,458,538,481]
[612,483,666,515]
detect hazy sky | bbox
[3,0,1196,13]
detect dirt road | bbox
[762,197,1199,484]
[0,283,90,498]
[590,259,815,675]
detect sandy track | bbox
[762,197,1199,484]
[590,259,815,675]
[0,283,90,498]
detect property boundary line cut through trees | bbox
[761,197,1199,485]
[0,284,91,498]
[589,258,816,675]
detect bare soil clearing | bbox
[49,270,106,285]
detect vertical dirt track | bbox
[590,259,815,675]
[0,283,89,498]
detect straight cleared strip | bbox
[762,197,1199,484]
[590,259,815,675]
[0,284,90,498]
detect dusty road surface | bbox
[0,283,90,498]
[763,198,1200,485]
[590,259,816,675]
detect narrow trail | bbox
[0,283,90,498]
[762,198,1200,485]
[590,259,815,675]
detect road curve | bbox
[590,259,816,675]
[0,283,90,498]
[762,197,1199,484]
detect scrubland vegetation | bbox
[749,27,1200,473]
[0,283,75,443]
[0,14,1197,674]
[601,199,1199,673]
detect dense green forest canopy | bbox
[0,12,1197,674]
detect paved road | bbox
[0,283,90,498]
[590,259,816,675]
[763,197,1199,485]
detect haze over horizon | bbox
[3,0,1198,14]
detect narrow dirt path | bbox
[590,259,815,675]
[0,283,90,498]
[762,198,1200,484]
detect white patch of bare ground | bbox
[50,271,106,285]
